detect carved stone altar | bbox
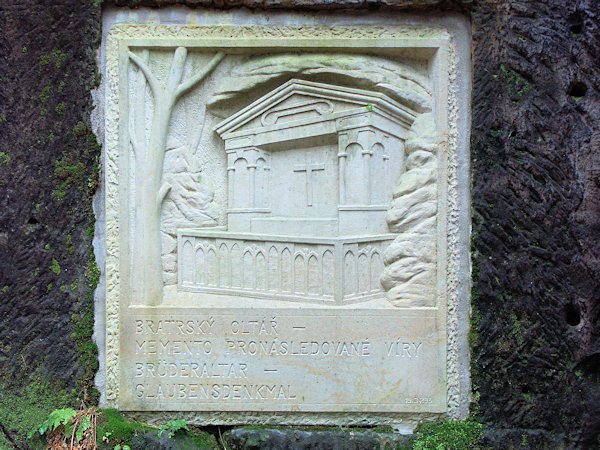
[102,15,471,427]
[178,79,414,304]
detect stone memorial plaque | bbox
[103,12,471,426]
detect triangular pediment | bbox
[215,79,418,139]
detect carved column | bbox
[382,135,390,203]
[337,132,349,205]
[362,146,372,204]
[226,151,236,207]
[248,164,256,208]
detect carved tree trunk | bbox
[129,47,224,306]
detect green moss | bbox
[50,258,61,275]
[55,102,66,115]
[72,121,87,137]
[52,187,66,199]
[413,419,483,450]
[373,425,395,433]
[87,251,101,290]
[57,81,65,93]
[66,234,74,254]
[469,230,482,402]
[95,412,217,449]
[0,430,11,448]
[96,409,153,445]
[39,86,51,103]
[53,153,86,197]
[0,152,10,165]
[55,154,85,185]
[497,64,531,102]
[68,222,101,403]
[511,312,522,336]
[71,301,98,375]
[0,376,77,447]
[39,49,66,69]
[189,430,219,449]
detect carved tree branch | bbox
[128,51,159,96]
[157,182,172,208]
[175,52,225,101]
[131,49,149,162]
[166,47,188,98]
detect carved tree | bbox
[128,47,224,306]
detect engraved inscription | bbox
[135,383,297,400]
[226,339,371,357]
[123,310,444,411]
[135,362,248,378]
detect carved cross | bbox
[293,162,325,206]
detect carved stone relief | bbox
[103,21,470,425]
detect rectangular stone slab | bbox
[101,11,472,425]
[120,307,445,412]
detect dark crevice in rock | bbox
[569,80,588,98]
[0,419,18,449]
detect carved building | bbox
[178,79,419,304]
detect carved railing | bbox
[177,229,394,305]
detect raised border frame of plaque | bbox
[100,9,471,427]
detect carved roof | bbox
[214,79,418,140]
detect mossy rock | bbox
[95,410,218,450]
[0,376,77,448]
[223,427,413,450]
[130,430,219,450]
[96,408,154,447]
[413,420,483,450]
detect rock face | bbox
[221,428,413,450]
[1,0,600,447]
[0,1,101,393]
[470,1,600,447]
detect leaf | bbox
[167,419,189,438]
[76,415,91,442]
[28,408,76,439]
[168,419,189,431]
[64,422,74,441]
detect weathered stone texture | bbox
[470,0,600,447]
[221,428,413,449]
[1,0,600,447]
[0,0,101,388]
